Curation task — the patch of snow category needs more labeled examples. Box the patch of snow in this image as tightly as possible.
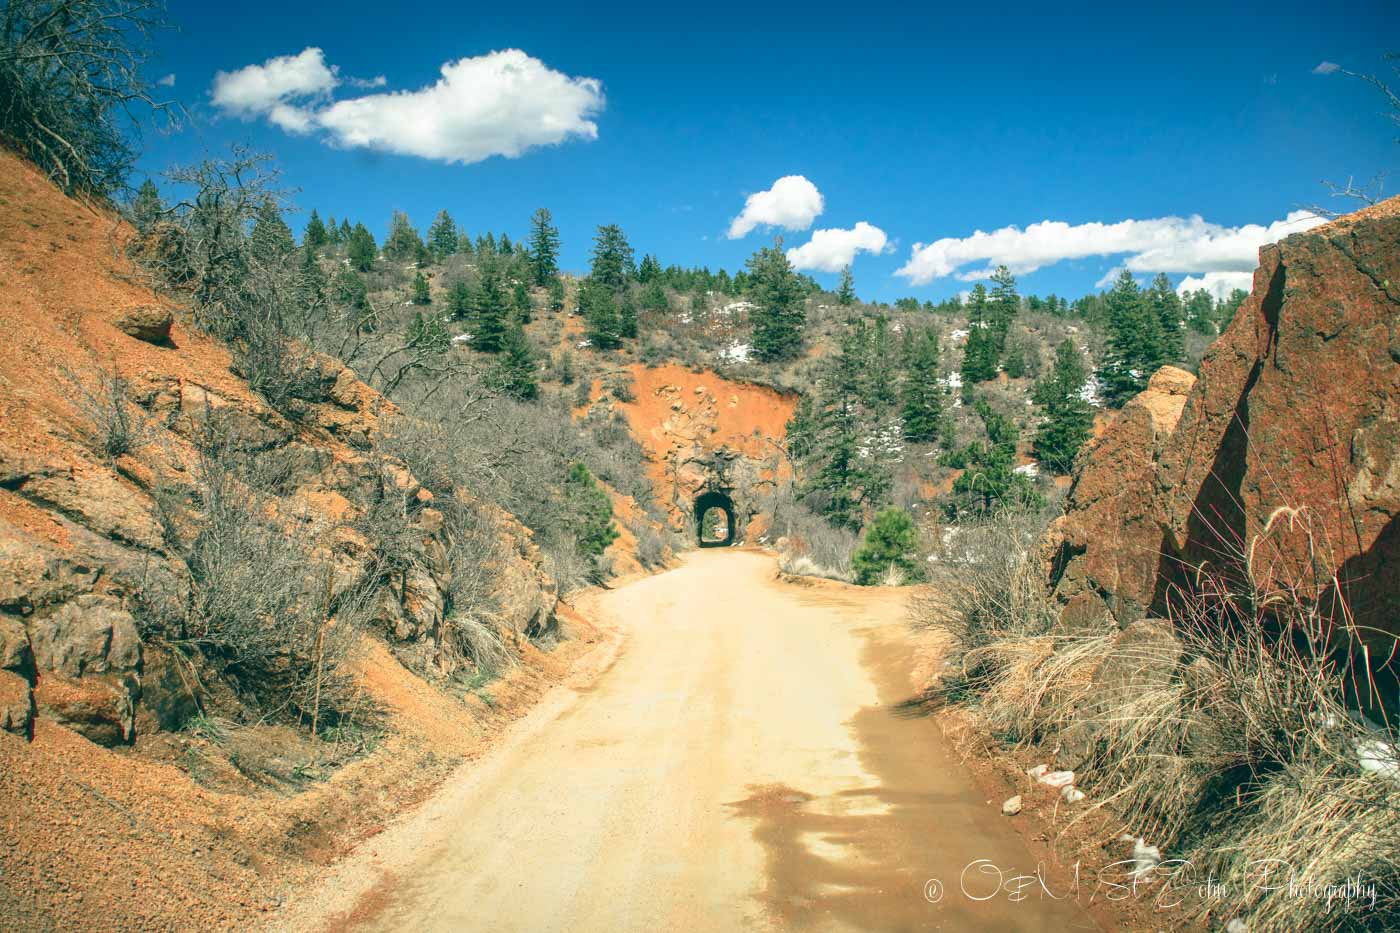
[450,333,473,345]
[950,328,969,343]
[1356,738,1400,783]
[577,339,592,349]
[1038,769,1075,788]
[1014,462,1040,478]
[719,342,752,363]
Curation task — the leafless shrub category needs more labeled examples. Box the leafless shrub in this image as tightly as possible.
[64,363,144,459]
[632,519,669,569]
[138,417,369,729]
[768,483,858,582]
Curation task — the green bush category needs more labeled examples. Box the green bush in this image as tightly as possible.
[852,507,923,585]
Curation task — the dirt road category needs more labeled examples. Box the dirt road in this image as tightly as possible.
[288,550,1096,932]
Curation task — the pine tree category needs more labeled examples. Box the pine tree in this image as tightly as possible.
[590,224,634,291]
[852,507,923,585]
[801,326,881,530]
[250,200,295,263]
[947,402,1041,517]
[988,264,1020,351]
[960,285,999,384]
[131,178,162,233]
[1148,273,1185,363]
[547,276,566,312]
[746,240,806,362]
[901,327,946,443]
[333,269,369,313]
[384,210,422,262]
[411,271,431,305]
[1183,289,1216,335]
[471,261,510,353]
[618,295,638,339]
[303,209,328,251]
[428,210,459,260]
[1101,270,1164,405]
[564,463,619,558]
[348,223,377,272]
[637,254,662,283]
[512,278,532,323]
[325,215,340,245]
[639,279,668,314]
[785,395,818,462]
[498,233,513,255]
[338,219,352,244]
[864,315,897,410]
[1033,340,1093,474]
[836,265,856,306]
[446,280,473,320]
[579,278,623,350]
[527,208,561,286]
[297,245,327,308]
[490,321,538,400]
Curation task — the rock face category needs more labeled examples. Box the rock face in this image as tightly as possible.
[0,148,558,746]
[1044,367,1195,628]
[1156,202,1400,646]
[601,363,796,541]
[1045,197,1400,669]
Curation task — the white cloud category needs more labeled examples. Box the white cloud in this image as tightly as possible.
[1176,271,1255,299]
[316,51,603,163]
[210,48,604,164]
[211,47,337,133]
[157,73,176,87]
[727,175,824,239]
[786,221,889,272]
[895,211,1325,286]
[1313,61,1341,75]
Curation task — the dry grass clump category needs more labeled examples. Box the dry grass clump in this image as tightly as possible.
[919,509,1400,930]
[768,484,858,582]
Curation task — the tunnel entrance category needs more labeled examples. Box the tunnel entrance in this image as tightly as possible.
[694,490,736,548]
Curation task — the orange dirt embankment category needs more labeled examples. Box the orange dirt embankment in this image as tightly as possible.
[0,149,619,930]
[591,363,798,535]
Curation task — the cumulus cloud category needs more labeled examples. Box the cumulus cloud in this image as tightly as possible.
[1176,271,1255,299]
[895,211,1325,286]
[211,47,337,133]
[157,73,176,87]
[1313,61,1341,75]
[727,175,824,239]
[210,48,604,164]
[786,222,889,272]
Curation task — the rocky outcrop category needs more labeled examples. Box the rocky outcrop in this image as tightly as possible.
[0,148,557,746]
[1155,201,1400,646]
[602,363,796,540]
[1044,367,1195,628]
[1045,197,1400,665]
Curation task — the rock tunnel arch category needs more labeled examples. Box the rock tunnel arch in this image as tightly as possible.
[694,490,736,548]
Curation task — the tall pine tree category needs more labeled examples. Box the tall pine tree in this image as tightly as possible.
[528,208,561,286]
[747,240,806,362]
[427,210,459,260]
[901,327,947,443]
[1032,339,1093,474]
[836,265,856,306]
[1101,270,1164,405]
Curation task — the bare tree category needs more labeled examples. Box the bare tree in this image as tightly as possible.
[1315,53,1400,213]
[0,0,177,197]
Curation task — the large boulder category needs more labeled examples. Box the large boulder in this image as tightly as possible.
[1154,201,1400,648]
[1043,197,1400,682]
[27,594,142,745]
[1045,366,1195,628]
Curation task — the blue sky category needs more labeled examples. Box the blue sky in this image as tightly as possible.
[137,0,1400,302]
